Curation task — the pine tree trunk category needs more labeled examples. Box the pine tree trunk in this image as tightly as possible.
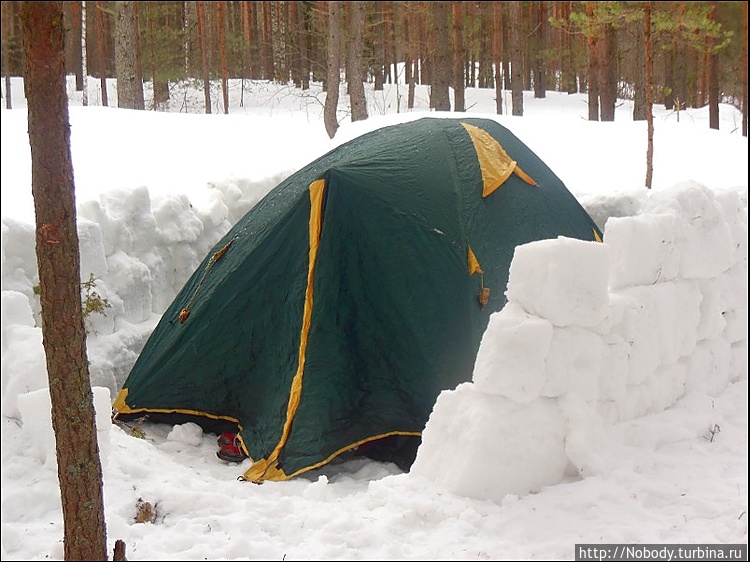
[632,10,647,121]
[348,1,367,122]
[299,2,310,90]
[81,1,89,105]
[373,3,385,91]
[743,0,748,137]
[493,1,503,115]
[1,1,12,109]
[218,1,229,114]
[20,3,108,559]
[707,1,720,130]
[71,1,84,91]
[431,1,451,111]
[452,1,465,112]
[533,1,547,99]
[95,1,108,106]
[197,1,211,113]
[324,1,341,138]
[407,3,418,109]
[115,0,144,109]
[663,48,674,109]
[586,2,599,121]
[599,21,617,121]
[561,1,577,94]
[645,1,654,189]
[509,1,523,116]
[262,2,273,79]
[289,1,301,88]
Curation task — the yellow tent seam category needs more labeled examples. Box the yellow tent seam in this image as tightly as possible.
[243,178,326,484]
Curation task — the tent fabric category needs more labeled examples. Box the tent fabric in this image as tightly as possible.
[112,117,602,482]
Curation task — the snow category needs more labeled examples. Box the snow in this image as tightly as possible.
[1,77,747,560]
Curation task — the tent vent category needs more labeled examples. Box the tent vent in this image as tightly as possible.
[461,122,537,197]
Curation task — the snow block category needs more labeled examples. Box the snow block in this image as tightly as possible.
[505,236,609,328]
[412,383,568,502]
[605,213,682,290]
[472,303,553,402]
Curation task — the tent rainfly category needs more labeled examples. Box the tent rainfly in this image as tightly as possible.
[113,117,603,483]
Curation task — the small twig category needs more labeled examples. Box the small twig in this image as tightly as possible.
[704,423,721,443]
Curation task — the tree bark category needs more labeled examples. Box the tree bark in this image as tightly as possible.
[218,1,229,114]
[493,1,503,115]
[452,2,465,112]
[261,2,273,79]
[743,0,748,137]
[533,1,547,98]
[407,3,418,109]
[663,47,674,109]
[431,1,451,111]
[348,0,367,122]
[69,1,84,91]
[197,1,211,113]
[81,1,89,105]
[114,0,144,109]
[509,1,523,116]
[1,1,13,109]
[645,1,654,189]
[561,1,577,94]
[599,20,617,121]
[373,2,385,91]
[707,1,719,130]
[586,2,599,121]
[95,1,108,106]
[632,8,647,121]
[299,2,310,90]
[20,2,108,560]
[324,1,341,138]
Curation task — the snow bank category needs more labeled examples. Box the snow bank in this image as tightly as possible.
[412,181,748,502]
[1,178,280,403]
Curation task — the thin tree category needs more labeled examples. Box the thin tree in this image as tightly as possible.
[645,0,654,189]
[406,3,419,109]
[68,2,84,92]
[532,1,547,99]
[81,0,89,106]
[373,2,386,91]
[509,1,523,116]
[289,1,301,88]
[20,2,108,559]
[632,7,647,120]
[431,1,451,111]
[114,0,144,109]
[261,2,273,79]
[348,0,367,122]
[95,1,108,106]
[452,1,466,112]
[493,1,503,115]
[586,2,599,120]
[599,19,617,121]
[324,1,341,138]
[743,0,748,137]
[217,1,229,114]
[197,1,211,113]
[707,1,719,130]
[1,1,13,109]
[298,1,310,90]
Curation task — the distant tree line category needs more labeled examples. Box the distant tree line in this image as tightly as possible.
[2,1,748,136]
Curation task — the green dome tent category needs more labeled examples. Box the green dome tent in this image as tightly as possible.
[113,117,602,483]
